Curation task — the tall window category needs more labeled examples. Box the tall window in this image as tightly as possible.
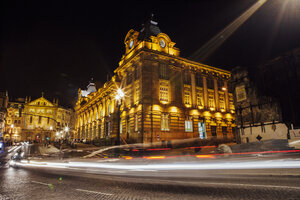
[196,91,204,107]
[211,126,217,137]
[196,73,203,87]
[159,64,169,79]
[218,80,224,91]
[108,103,111,114]
[38,116,42,124]
[184,90,191,105]
[207,78,214,89]
[208,94,215,108]
[135,83,140,103]
[229,94,235,110]
[185,117,193,132]
[127,72,132,85]
[134,66,140,80]
[159,81,169,103]
[134,114,138,132]
[183,70,191,84]
[47,117,50,124]
[219,95,225,110]
[30,116,33,123]
[161,113,170,131]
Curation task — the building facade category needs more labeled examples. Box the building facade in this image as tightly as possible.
[0,91,8,140]
[231,66,288,143]
[231,47,300,143]
[75,19,236,144]
[5,98,25,142]
[4,94,74,142]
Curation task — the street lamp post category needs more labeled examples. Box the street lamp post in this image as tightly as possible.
[115,88,124,146]
[10,124,14,145]
[64,126,69,142]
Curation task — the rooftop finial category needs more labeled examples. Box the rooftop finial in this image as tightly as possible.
[42,92,44,97]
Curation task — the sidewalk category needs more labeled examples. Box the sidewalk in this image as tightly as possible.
[61,143,101,152]
[38,145,60,156]
[288,139,300,149]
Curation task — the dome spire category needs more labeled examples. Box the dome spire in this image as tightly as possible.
[138,13,161,41]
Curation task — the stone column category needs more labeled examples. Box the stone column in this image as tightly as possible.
[214,79,219,110]
[203,77,208,109]
[224,81,229,111]
[191,72,196,107]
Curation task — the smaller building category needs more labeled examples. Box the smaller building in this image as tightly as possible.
[4,93,74,142]
[5,98,25,142]
[231,66,288,143]
[0,91,8,140]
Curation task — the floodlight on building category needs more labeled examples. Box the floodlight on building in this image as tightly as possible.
[222,87,227,91]
[64,127,69,132]
[56,132,59,136]
[50,126,53,130]
[11,124,14,128]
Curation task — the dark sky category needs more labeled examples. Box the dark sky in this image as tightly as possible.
[1,0,300,107]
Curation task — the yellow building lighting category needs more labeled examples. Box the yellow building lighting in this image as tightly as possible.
[74,17,236,143]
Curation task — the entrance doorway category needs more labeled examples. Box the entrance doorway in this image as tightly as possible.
[198,122,206,139]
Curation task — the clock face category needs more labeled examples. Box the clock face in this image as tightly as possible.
[159,39,166,48]
[129,40,133,49]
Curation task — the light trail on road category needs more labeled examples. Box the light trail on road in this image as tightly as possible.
[12,158,300,173]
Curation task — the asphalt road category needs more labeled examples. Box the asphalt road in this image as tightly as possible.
[2,144,300,200]
[1,163,300,200]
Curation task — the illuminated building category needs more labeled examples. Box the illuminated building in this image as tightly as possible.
[4,93,74,142]
[0,91,8,139]
[75,18,235,144]
[4,98,24,142]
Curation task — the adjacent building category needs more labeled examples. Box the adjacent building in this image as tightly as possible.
[0,91,8,140]
[5,98,25,142]
[232,47,300,143]
[231,66,288,143]
[75,18,236,145]
[4,93,74,142]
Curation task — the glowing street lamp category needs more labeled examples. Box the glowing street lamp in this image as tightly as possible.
[115,88,124,147]
[117,88,125,98]
[64,127,69,132]
[9,124,15,144]
[50,126,53,130]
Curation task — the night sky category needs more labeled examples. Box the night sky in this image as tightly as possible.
[1,0,300,107]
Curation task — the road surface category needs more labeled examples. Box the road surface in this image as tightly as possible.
[1,143,300,200]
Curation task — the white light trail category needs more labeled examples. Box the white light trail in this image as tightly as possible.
[14,159,300,171]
